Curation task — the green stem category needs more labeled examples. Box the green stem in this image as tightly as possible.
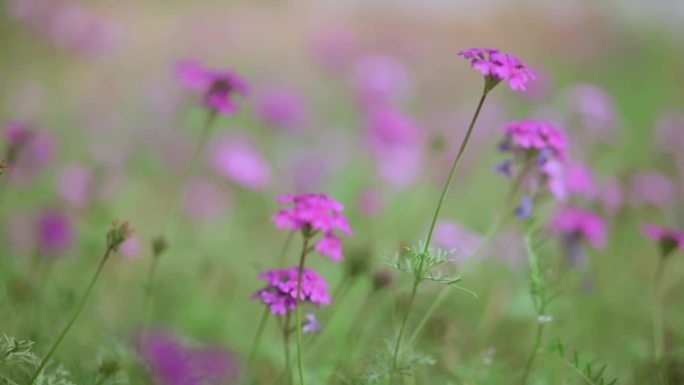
[294,235,310,385]
[144,255,160,320]
[247,307,271,373]
[390,89,489,376]
[653,256,667,362]
[284,312,292,385]
[520,321,545,385]
[29,246,113,384]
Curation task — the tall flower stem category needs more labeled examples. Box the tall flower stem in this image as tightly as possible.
[390,88,490,374]
[145,110,217,317]
[520,320,546,385]
[652,256,667,362]
[283,312,293,385]
[247,307,271,374]
[29,246,113,384]
[294,234,311,385]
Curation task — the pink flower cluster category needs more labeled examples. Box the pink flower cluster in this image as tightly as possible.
[252,267,331,315]
[550,207,607,249]
[176,60,248,115]
[501,120,567,161]
[458,48,535,91]
[272,194,352,261]
[641,223,684,254]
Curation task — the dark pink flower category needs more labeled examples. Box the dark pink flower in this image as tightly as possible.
[272,193,351,261]
[458,48,535,91]
[209,136,271,191]
[252,267,330,315]
[37,209,74,256]
[641,223,684,256]
[501,120,567,160]
[254,87,308,130]
[550,207,607,249]
[176,60,247,115]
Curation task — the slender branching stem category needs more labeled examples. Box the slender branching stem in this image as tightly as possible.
[29,246,113,384]
[294,234,311,385]
[390,88,490,376]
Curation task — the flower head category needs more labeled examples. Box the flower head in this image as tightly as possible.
[272,193,352,261]
[458,48,535,91]
[37,209,74,256]
[175,60,247,115]
[255,87,308,130]
[641,223,684,257]
[500,120,567,161]
[209,136,271,191]
[302,313,322,334]
[550,207,607,249]
[251,267,331,315]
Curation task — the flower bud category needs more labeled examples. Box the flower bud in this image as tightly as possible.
[151,235,168,258]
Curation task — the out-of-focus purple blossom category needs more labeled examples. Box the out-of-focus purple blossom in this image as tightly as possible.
[254,87,308,131]
[58,164,93,208]
[550,206,607,249]
[515,196,533,219]
[119,236,141,260]
[136,330,239,385]
[183,178,228,222]
[458,48,535,91]
[432,220,483,264]
[209,136,271,191]
[565,162,597,200]
[176,60,248,115]
[364,105,424,188]
[629,171,675,208]
[37,209,74,257]
[310,26,358,72]
[641,223,684,256]
[351,54,411,105]
[356,188,383,218]
[494,160,513,178]
[302,313,322,334]
[500,120,567,161]
[599,179,624,215]
[565,84,618,138]
[272,193,351,261]
[252,267,331,315]
[542,160,568,201]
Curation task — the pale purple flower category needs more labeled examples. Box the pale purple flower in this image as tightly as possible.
[209,136,271,191]
[458,48,535,91]
[550,207,607,249]
[566,84,617,136]
[432,220,483,264]
[641,223,684,256]
[515,196,533,219]
[542,160,568,201]
[182,178,228,221]
[252,267,331,315]
[272,193,351,261]
[599,179,624,215]
[136,330,239,385]
[565,162,597,200]
[176,60,247,115]
[37,209,74,256]
[119,236,141,260]
[58,164,93,208]
[302,313,322,334]
[255,87,308,130]
[629,171,675,208]
[351,54,411,105]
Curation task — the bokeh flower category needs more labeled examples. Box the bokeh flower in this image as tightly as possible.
[254,87,308,130]
[272,193,351,261]
[58,164,93,209]
[458,48,535,91]
[209,136,271,191]
[302,313,322,334]
[118,236,141,260]
[182,178,229,221]
[629,171,675,209]
[565,84,617,139]
[565,162,597,200]
[351,54,411,105]
[3,121,56,184]
[251,267,331,314]
[176,60,247,115]
[432,220,483,264]
[550,206,607,249]
[641,223,684,257]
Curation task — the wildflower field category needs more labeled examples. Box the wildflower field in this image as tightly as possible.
[1,1,684,384]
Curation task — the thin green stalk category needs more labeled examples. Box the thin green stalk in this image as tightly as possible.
[390,89,489,375]
[284,311,292,385]
[294,235,311,385]
[247,307,271,373]
[520,321,545,385]
[29,246,113,384]
[144,255,160,320]
[653,256,666,362]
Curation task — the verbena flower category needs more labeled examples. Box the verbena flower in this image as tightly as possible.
[209,136,271,191]
[458,48,535,91]
[641,223,684,257]
[136,330,239,385]
[302,313,322,334]
[272,193,352,261]
[254,87,308,130]
[564,162,597,200]
[251,267,330,315]
[550,207,607,249]
[37,209,74,257]
[175,60,247,115]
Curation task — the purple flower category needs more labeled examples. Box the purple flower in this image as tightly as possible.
[641,223,684,257]
[252,267,331,315]
[302,313,322,334]
[494,160,513,177]
[566,84,617,136]
[565,162,597,199]
[209,136,271,191]
[255,87,308,130]
[599,179,624,215]
[550,207,607,249]
[515,196,533,219]
[136,330,239,385]
[629,171,675,209]
[500,120,567,161]
[458,48,535,91]
[58,164,93,208]
[118,236,141,260]
[272,193,352,261]
[37,209,74,257]
[351,54,411,105]
[175,60,247,115]
[432,220,483,264]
